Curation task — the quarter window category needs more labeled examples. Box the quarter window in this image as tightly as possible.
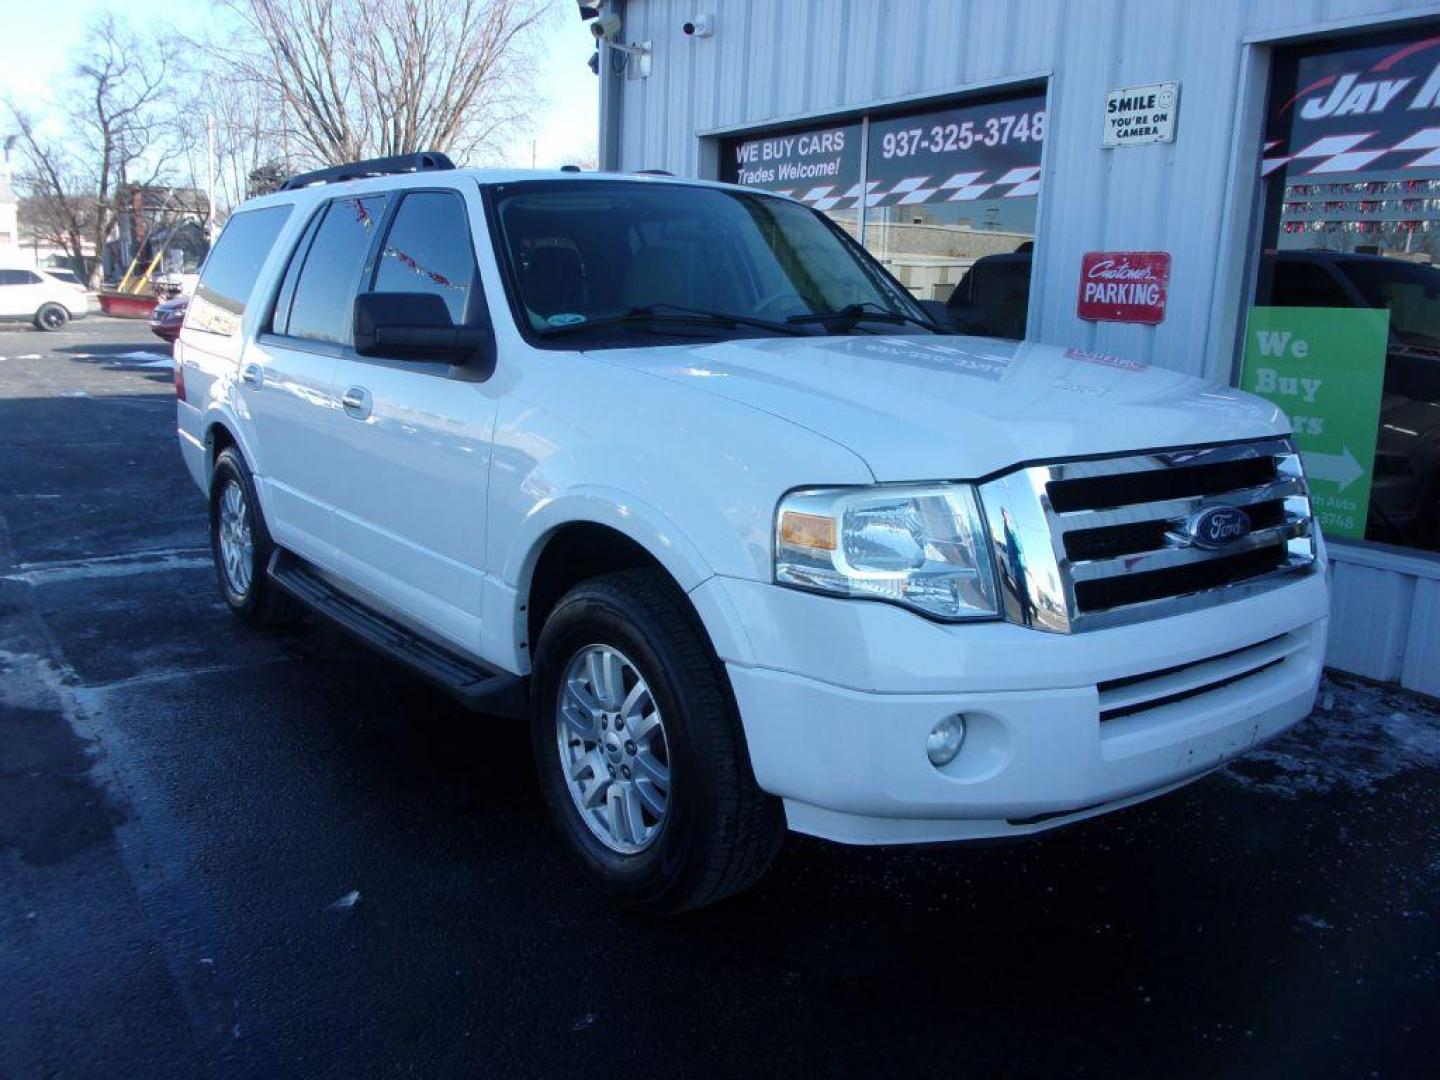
[285,195,390,343]
[372,191,481,325]
[190,204,293,336]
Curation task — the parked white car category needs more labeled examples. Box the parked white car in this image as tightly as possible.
[0,266,89,330]
[175,156,1329,912]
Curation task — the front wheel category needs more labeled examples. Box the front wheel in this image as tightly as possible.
[34,303,69,331]
[530,570,784,913]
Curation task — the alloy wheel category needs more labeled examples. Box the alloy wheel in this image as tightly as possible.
[217,479,254,597]
[555,643,671,854]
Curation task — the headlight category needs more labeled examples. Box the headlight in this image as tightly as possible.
[775,484,999,620]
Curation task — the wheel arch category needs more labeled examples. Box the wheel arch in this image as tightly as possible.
[522,522,671,654]
[506,490,750,674]
[202,414,262,494]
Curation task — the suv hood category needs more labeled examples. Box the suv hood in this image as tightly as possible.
[597,335,1287,480]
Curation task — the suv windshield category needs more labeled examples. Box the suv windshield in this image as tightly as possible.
[490,179,936,344]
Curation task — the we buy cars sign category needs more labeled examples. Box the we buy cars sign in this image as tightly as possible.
[1077,251,1171,324]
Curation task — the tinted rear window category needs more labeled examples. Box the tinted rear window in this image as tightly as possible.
[190,205,293,336]
[286,195,390,343]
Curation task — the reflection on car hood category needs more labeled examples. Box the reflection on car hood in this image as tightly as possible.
[595,334,1289,480]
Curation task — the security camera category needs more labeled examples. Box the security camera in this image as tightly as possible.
[681,13,714,38]
[590,13,622,41]
[575,1,602,20]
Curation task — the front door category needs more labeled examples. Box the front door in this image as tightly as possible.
[326,188,499,654]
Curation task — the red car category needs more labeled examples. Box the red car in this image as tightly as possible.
[149,294,189,343]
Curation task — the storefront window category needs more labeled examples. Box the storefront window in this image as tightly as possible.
[864,93,1043,331]
[719,121,863,237]
[719,88,1045,339]
[1245,29,1440,554]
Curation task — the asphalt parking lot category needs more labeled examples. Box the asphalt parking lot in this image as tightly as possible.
[1,317,1438,1078]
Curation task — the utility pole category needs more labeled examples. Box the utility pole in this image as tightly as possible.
[206,113,217,242]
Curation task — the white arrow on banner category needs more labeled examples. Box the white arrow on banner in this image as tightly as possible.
[1302,446,1365,492]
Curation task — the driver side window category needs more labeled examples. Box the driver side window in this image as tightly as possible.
[372,191,484,326]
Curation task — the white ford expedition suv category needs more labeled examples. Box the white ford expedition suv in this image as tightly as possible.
[175,154,1329,912]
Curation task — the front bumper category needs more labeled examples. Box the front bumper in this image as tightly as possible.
[692,565,1328,845]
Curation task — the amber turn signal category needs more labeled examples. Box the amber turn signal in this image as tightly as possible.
[779,511,837,551]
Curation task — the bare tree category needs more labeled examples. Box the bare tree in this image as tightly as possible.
[171,72,293,218]
[6,121,100,280]
[213,0,550,166]
[5,13,180,286]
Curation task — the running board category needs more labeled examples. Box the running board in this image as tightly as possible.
[267,550,527,718]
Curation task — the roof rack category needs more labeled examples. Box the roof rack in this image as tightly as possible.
[280,152,456,192]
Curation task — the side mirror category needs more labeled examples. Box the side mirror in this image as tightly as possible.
[353,291,496,377]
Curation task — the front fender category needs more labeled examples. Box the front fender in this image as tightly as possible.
[479,349,874,673]
[484,489,764,676]
[502,486,715,595]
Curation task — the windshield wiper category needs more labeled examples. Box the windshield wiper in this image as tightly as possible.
[539,303,809,338]
[785,301,946,333]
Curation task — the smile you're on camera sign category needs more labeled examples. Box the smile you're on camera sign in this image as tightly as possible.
[1103,81,1179,147]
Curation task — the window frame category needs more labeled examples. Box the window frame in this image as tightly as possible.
[365,188,487,331]
[260,184,486,380]
[187,202,296,339]
[262,191,394,353]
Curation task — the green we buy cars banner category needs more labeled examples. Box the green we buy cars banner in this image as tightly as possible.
[1239,307,1389,540]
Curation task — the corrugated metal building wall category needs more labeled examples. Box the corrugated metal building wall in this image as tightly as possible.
[599,0,1440,694]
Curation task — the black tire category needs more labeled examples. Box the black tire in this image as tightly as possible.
[209,447,301,627]
[529,569,784,914]
[34,303,69,331]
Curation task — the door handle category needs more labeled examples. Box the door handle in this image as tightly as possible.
[341,386,372,420]
[240,362,263,388]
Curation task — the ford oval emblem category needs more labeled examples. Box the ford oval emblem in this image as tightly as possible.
[1186,504,1252,550]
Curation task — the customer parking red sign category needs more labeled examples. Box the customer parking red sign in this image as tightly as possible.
[1077,251,1171,323]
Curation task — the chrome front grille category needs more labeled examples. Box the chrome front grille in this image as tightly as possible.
[976,437,1317,633]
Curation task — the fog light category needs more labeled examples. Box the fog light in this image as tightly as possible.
[926,715,966,767]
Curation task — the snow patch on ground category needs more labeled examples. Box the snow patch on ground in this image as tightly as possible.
[1224,674,1440,798]
[108,351,173,368]
[2,547,211,585]
[326,890,360,912]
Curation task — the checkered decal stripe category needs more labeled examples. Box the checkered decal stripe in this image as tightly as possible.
[776,166,1042,209]
[1263,127,1440,176]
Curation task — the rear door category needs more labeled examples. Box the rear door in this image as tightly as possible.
[250,193,392,565]
[325,186,499,653]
